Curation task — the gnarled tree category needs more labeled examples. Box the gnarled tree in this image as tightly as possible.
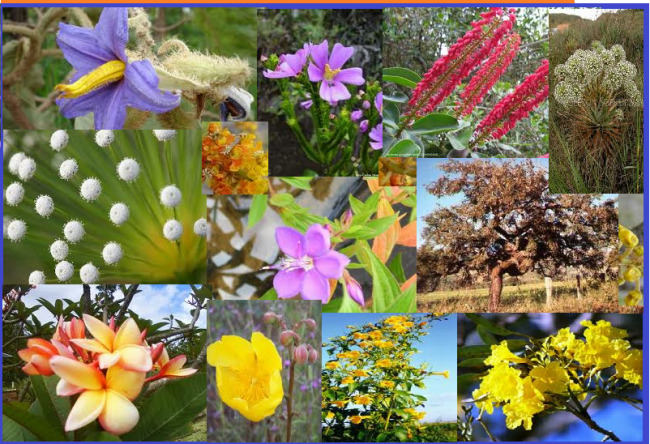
[418,159,617,311]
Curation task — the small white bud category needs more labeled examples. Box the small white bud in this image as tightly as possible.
[7,219,26,242]
[153,130,177,141]
[18,157,36,181]
[55,261,74,282]
[163,219,183,241]
[63,220,85,243]
[80,262,99,284]
[29,270,46,285]
[194,218,208,237]
[8,152,26,175]
[109,202,130,226]
[102,242,124,265]
[50,239,69,261]
[80,178,102,202]
[95,130,115,147]
[50,130,69,151]
[160,185,182,208]
[117,158,140,182]
[59,159,79,180]
[35,195,54,217]
[5,182,24,206]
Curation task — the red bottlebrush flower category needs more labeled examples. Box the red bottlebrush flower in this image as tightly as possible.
[408,8,516,117]
[456,33,521,117]
[471,60,549,147]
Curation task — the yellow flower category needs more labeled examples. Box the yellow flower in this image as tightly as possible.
[471,386,494,415]
[368,330,383,339]
[484,341,528,366]
[530,361,569,395]
[575,321,631,369]
[354,395,372,405]
[351,369,369,377]
[353,332,369,340]
[379,380,395,388]
[385,315,408,324]
[349,415,368,424]
[549,327,577,353]
[502,376,545,430]
[337,350,361,360]
[374,340,394,348]
[325,411,335,420]
[341,376,355,385]
[359,341,374,349]
[481,362,522,402]
[325,361,341,370]
[615,348,643,388]
[207,332,283,422]
[331,400,348,408]
[376,359,393,368]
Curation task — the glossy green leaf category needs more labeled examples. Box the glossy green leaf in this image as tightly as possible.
[29,375,70,432]
[410,113,459,135]
[457,358,488,368]
[383,102,400,128]
[477,326,497,346]
[447,127,473,151]
[383,67,421,89]
[384,284,416,313]
[384,92,409,103]
[359,243,401,312]
[84,432,121,441]
[2,402,68,441]
[247,194,267,228]
[280,176,312,190]
[385,139,421,157]
[457,345,492,359]
[457,373,482,385]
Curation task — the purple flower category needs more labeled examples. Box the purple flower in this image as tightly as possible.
[362,100,371,110]
[346,278,365,306]
[55,8,180,129]
[307,40,364,103]
[301,99,313,109]
[273,224,350,303]
[369,124,383,150]
[359,119,369,133]
[350,109,363,121]
[375,91,383,114]
[263,43,310,79]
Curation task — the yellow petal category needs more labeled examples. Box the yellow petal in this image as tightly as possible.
[65,390,106,431]
[106,365,146,401]
[114,318,143,348]
[98,389,139,435]
[98,352,121,369]
[71,339,111,354]
[251,332,281,374]
[207,335,254,369]
[117,344,152,372]
[83,314,116,351]
[50,356,104,390]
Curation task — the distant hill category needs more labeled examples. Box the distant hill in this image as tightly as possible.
[549,13,588,29]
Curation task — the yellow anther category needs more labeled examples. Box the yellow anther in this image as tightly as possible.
[323,63,341,81]
[55,60,126,99]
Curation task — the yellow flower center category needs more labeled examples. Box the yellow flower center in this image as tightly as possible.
[324,63,341,81]
[55,60,126,99]
[232,367,271,406]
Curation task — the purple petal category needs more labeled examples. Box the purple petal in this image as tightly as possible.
[369,124,383,150]
[123,60,181,113]
[301,269,330,303]
[300,99,313,110]
[93,83,127,129]
[350,110,363,121]
[94,7,128,61]
[309,40,329,69]
[307,63,324,82]
[304,224,330,257]
[320,81,351,102]
[274,269,304,299]
[56,23,113,74]
[285,53,306,75]
[328,43,354,70]
[263,68,292,79]
[346,281,365,306]
[359,120,369,133]
[57,85,112,119]
[375,92,383,112]
[314,251,350,279]
[275,226,305,258]
[334,68,365,86]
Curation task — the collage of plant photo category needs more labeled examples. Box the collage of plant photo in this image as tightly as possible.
[1,5,647,444]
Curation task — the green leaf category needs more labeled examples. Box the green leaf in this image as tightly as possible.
[3,415,29,441]
[410,113,459,135]
[457,358,488,368]
[477,326,497,346]
[464,313,515,336]
[447,127,473,151]
[387,253,406,283]
[385,139,421,157]
[384,92,409,103]
[29,375,70,432]
[247,194,268,228]
[348,194,364,215]
[457,373,481,385]
[383,67,421,89]
[280,176,312,191]
[457,345,492,359]
[506,339,528,351]
[338,280,363,313]
[343,214,398,240]
[359,243,401,312]
[259,288,278,300]
[385,284,416,313]
[269,192,294,207]
[2,402,68,441]
[383,102,400,128]
[121,373,207,441]
[84,432,121,441]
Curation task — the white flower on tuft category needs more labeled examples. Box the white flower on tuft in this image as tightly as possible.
[59,159,79,180]
[80,178,102,201]
[50,130,69,151]
[29,270,46,285]
[7,219,26,242]
[80,263,100,284]
[95,130,115,147]
[3,216,12,238]
[55,261,74,282]
[63,220,85,243]
[194,218,208,237]
[35,195,54,217]
[5,182,24,206]
[153,130,177,141]
[102,242,124,265]
[163,219,183,241]
[8,152,26,175]
[117,158,140,182]
[160,185,182,207]
[18,157,36,181]
[109,203,130,226]
[50,239,69,261]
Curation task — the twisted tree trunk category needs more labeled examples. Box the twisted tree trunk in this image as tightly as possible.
[488,267,504,312]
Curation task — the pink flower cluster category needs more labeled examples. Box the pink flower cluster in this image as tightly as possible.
[408,7,516,116]
[472,60,549,144]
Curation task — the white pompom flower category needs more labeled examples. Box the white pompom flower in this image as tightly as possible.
[18,157,36,181]
[59,159,79,180]
[29,270,46,285]
[50,130,69,151]
[102,242,124,265]
[55,261,74,282]
[80,262,100,284]
[35,195,54,217]
[7,219,26,242]
[117,158,140,182]
[153,130,177,141]
[194,218,208,237]
[50,239,69,261]
[109,203,130,226]
[160,185,182,208]
[63,220,85,243]
[3,216,12,238]
[95,130,115,147]
[163,219,183,241]
[5,182,24,206]
[80,178,102,202]
[8,152,26,175]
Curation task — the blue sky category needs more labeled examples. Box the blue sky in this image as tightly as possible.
[322,313,457,423]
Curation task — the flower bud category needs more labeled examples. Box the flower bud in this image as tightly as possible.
[350,110,363,121]
[308,347,319,364]
[280,330,299,346]
[362,100,371,109]
[623,266,642,282]
[345,278,365,307]
[294,344,309,364]
[359,120,369,133]
[342,209,353,229]
[303,318,317,331]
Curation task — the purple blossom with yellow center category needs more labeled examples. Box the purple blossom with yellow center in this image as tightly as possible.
[307,40,364,103]
[273,224,350,303]
[263,43,310,79]
[369,124,383,150]
[55,8,180,129]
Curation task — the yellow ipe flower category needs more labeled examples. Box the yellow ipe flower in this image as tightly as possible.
[376,359,393,368]
[625,290,642,306]
[502,376,545,430]
[615,348,643,388]
[379,380,395,388]
[385,315,408,324]
[207,332,283,422]
[325,361,341,370]
[574,320,630,370]
[354,395,372,405]
[484,341,529,366]
[529,361,569,395]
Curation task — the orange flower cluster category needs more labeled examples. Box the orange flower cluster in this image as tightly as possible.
[202,122,268,195]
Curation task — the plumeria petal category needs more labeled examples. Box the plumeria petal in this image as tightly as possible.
[328,43,354,70]
[314,250,350,279]
[304,224,331,257]
[301,269,331,302]
[105,365,146,401]
[65,390,106,432]
[93,7,128,62]
[117,344,153,372]
[29,354,54,376]
[98,389,140,436]
[82,314,116,351]
[56,23,113,74]
[334,67,365,85]
[275,226,305,258]
[50,356,105,390]
[71,338,111,354]
[98,352,121,369]
[114,318,143,349]
[56,378,84,397]
[273,269,304,299]
[310,40,329,69]
[22,363,39,375]
[123,60,181,113]
[26,338,58,356]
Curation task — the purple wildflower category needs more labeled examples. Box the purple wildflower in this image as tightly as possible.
[301,99,313,110]
[273,224,350,303]
[375,91,383,114]
[345,278,365,306]
[307,40,364,103]
[369,124,383,150]
[263,43,310,79]
[359,119,369,133]
[55,8,180,129]
[350,109,363,121]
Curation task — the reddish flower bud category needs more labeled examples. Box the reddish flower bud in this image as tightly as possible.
[280,330,300,346]
[303,318,317,331]
[308,347,319,364]
[263,311,277,324]
[294,344,309,364]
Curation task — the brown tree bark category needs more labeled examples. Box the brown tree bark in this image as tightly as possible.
[488,267,504,312]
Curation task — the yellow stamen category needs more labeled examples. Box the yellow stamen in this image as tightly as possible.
[55,60,126,99]
[324,63,341,81]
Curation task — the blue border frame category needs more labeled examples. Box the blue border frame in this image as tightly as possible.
[0,3,647,443]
